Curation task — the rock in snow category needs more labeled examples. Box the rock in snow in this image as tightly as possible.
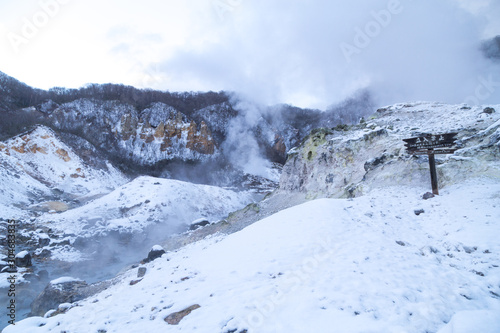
[14,251,32,267]
[143,245,166,263]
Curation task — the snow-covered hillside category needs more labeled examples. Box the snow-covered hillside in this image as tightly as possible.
[32,176,254,262]
[0,126,127,198]
[280,103,500,198]
[0,126,127,219]
[37,176,254,237]
[5,180,500,333]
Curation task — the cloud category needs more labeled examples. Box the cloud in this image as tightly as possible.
[1,0,498,108]
[158,0,499,108]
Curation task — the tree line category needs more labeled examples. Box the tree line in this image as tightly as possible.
[0,71,229,115]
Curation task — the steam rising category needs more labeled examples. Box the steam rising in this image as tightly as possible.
[220,98,273,178]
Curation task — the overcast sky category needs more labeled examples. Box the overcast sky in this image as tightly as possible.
[0,0,499,109]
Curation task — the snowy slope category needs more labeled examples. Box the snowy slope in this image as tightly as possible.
[0,151,50,219]
[0,126,127,198]
[35,176,254,238]
[280,103,500,198]
[6,180,500,333]
[0,126,127,221]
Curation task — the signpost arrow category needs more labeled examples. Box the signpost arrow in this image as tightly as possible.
[403,133,457,150]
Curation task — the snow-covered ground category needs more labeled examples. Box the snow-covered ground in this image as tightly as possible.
[0,126,127,199]
[0,125,128,222]
[5,179,499,333]
[36,175,254,238]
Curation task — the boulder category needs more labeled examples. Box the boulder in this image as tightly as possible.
[38,234,51,246]
[422,192,435,200]
[30,277,88,317]
[15,251,32,267]
[189,218,210,231]
[414,209,425,216]
[137,267,147,278]
[164,304,201,325]
[143,245,165,263]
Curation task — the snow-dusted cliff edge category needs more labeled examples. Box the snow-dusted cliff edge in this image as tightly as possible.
[279,102,500,199]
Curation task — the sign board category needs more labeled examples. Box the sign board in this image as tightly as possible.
[403,133,457,151]
[409,148,458,156]
[403,132,459,195]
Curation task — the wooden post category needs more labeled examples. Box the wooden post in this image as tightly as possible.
[428,150,439,195]
[404,132,459,195]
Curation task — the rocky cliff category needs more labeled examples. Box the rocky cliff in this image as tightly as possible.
[279,102,500,199]
[47,100,217,164]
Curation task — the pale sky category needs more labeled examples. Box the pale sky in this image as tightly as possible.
[1,0,499,109]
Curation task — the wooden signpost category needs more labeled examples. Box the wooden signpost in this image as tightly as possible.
[403,133,458,195]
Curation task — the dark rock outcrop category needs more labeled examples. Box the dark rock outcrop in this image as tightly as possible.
[189,219,210,231]
[30,278,113,317]
[142,245,166,263]
[15,251,32,267]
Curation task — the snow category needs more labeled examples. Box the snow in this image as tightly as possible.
[151,245,164,252]
[49,277,82,285]
[437,307,500,333]
[5,179,499,333]
[191,217,210,224]
[0,126,128,210]
[35,175,254,237]
[14,251,29,259]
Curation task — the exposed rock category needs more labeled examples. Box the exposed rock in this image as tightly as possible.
[364,155,388,172]
[422,192,435,200]
[189,219,210,231]
[0,260,9,272]
[1,266,17,273]
[38,234,51,246]
[143,245,165,263]
[137,267,147,278]
[30,278,88,316]
[129,279,143,285]
[15,251,32,267]
[30,277,113,317]
[272,134,287,158]
[414,209,425,216]
[483,107,495,114]
[55,148,71,162]
[34,248,52,259]
[164,304,201,325]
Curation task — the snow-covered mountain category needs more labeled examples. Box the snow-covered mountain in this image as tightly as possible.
[0,71,374,182]
[3,101,499,332]
[0,126,127,219]
[49,99,218,164]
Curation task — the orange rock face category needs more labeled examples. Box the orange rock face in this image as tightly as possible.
[186,121,215,154]
[273,134,287,157]
[56,148,71,162]
[123,111,216,156]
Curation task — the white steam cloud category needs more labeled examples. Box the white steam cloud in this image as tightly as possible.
[222,98,273,179]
